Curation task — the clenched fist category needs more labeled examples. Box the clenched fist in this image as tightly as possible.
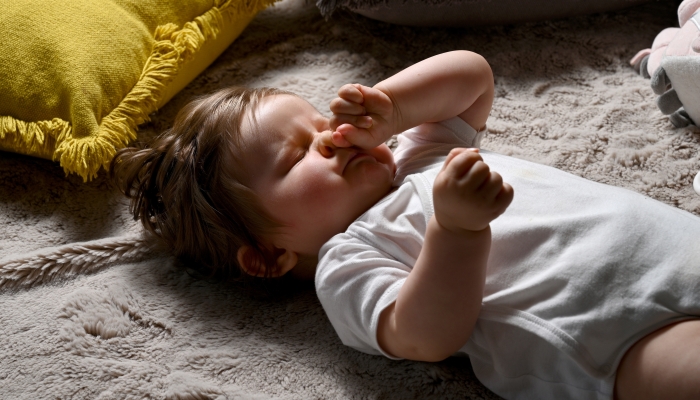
[433,148,514,233]
[329,83,397,149]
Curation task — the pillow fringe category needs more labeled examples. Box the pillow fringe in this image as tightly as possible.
[0,116,65,160]
[2,0,278,182]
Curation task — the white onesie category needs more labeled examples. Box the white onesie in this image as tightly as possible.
[315,117,700,400]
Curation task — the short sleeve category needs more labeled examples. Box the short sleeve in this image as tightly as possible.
[316,232,409,359]
[392,117,484,185]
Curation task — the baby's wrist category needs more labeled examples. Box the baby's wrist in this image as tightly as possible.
[431,215,489,238]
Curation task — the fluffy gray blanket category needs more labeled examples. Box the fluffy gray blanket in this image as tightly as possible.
[1,0,697,398]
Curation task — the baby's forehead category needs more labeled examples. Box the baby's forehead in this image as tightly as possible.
[261,94,324,118]
[237,95,312,149]
[250,95,326,132]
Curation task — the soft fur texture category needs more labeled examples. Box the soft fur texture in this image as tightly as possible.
[1,0,698,398]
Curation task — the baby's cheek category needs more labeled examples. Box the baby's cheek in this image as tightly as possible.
[372,144,395,165]
[291,170,355,241]
[293,168,344,207]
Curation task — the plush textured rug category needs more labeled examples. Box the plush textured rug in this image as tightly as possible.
[2,0,698,398]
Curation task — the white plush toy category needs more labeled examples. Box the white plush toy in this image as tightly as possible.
[631,0,700,195]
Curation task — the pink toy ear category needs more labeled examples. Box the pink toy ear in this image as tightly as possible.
[630,49,651,67]
[678,0,700,26]
[630,27,685,78]
[630,49,651,76]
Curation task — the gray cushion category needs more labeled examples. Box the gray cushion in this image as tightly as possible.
[317,0,655,26]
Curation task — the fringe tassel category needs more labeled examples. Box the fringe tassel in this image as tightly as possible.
[0,233,164,290]
[0,116,66,160]
[2,0,278,182]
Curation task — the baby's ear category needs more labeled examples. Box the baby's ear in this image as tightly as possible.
[237,245,298,278]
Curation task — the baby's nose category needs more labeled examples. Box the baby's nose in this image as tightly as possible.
[317,130,337,158]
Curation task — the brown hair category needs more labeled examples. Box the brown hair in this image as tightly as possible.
[110,86,295,280]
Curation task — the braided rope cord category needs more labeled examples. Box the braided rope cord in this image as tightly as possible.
[0,233,164,290]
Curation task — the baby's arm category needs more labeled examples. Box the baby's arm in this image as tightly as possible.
[329,50,494,149]
[377,148,513,362]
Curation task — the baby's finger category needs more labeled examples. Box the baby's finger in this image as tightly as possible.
[357,85,393,115]
[442,148,479,172]
[442,149,482,178]
[337,84,364,104]
[331,131,353,147]
[330,114,373,132]
[461,160,491,191]
[335,123,378,149]
[330,97,366,116]
[479,172,504,200]
[441,149,461,170]
[494,183,515,211]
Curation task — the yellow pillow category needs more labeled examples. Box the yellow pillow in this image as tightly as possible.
[0,0,276,181]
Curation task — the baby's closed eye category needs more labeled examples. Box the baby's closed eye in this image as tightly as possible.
[293,151,306,168]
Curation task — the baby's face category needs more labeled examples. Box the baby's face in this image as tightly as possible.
[239,94,396,259]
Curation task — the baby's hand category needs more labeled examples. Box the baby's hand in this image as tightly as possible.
[329,83,395,149]
[434,148,514,233]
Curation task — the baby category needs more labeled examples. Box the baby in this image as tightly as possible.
[112,51,700,400]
